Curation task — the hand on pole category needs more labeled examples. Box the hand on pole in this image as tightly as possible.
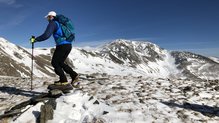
[30,36,36,44]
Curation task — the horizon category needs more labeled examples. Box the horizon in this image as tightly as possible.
[0,0,219,57]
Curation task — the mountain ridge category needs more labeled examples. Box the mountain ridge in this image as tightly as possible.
[0,37,218,80]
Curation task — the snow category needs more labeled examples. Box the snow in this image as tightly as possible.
[48,91,112,123]
[1,75,219,123]
[69,48,147,76]
[12,103,43,123]
[198,92,213,99]
[0,37,219,122]
[0,38,53,77]
[135,50,180,78]
[209,56,219,63]
[187,57,219,80]
[0,38,31,66]
[30,47,52,56]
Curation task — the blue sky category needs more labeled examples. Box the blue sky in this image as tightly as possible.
[0,0,219,57]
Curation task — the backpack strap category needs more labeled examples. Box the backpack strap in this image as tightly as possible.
[53,21,67,42]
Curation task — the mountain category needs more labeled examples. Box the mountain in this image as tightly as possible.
[97,39,180,78]
[209,56,219,63]
[1,38,219,122]
[0,37,55,77]
[171,51,219,80]
[0,37,218,80]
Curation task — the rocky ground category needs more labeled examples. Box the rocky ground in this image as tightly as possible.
[0,74,219,122]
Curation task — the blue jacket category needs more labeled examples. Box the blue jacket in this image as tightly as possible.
[35,20,71,46]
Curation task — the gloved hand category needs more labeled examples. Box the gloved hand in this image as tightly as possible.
[30,36,36,43]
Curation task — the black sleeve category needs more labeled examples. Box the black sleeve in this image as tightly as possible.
[35,21,57,42]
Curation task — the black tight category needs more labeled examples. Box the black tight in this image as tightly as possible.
[51,44,78,82]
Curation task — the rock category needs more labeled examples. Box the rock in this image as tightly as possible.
[49,89,62,97]
[105,95,111,100]
[183,86,192,93]
[139,99,145,104]
[92,117,105,123]
[97,81,105,85]
[47,98,57,110]
[88,96,94,101]
[112,86,125,90]
[40,104,53,123]
[40,98,56,123]
[214,86,219,91]
[43,81,50,85]
[103,111,109,115]
[93,100,100,105]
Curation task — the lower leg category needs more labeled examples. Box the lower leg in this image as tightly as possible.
[62,63,78,80]
[54,66,68,82]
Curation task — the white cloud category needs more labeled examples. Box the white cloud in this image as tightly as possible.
[0,0,15,5]
[0,0,23,8]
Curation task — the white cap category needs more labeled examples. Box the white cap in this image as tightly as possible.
[45,11,57,18]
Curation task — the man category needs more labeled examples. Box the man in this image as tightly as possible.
[31,11,78,85]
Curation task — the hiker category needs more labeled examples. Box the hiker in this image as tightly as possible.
[30,11,78,85]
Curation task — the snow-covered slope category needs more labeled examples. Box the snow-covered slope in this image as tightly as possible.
[98,39,180,78]
[171,51,219,80]
[68,40,180,78]
[68,39,219,79]
[0,37,31,77]
[0,37,218,80]
[209,56,219,63]
[0,37,54,77]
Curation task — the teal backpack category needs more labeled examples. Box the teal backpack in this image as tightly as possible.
[55,14,75,42]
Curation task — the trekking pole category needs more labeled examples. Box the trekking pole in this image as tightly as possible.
[30,36,35,90]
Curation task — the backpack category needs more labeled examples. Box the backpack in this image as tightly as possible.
[55,14,75,42]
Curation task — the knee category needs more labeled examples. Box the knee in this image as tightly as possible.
[60,62,67,67]
[51,60,59,68]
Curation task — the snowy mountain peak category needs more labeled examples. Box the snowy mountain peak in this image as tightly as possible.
[102,39,165,58]
[100,39,167,66]
[105,39,160,51]
[111,39,152,45]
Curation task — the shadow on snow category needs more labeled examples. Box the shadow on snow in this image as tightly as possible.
[161,101,219,117]
[0,86,45,97]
